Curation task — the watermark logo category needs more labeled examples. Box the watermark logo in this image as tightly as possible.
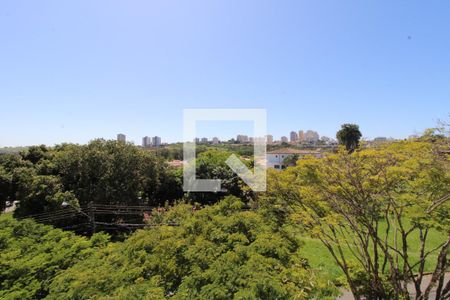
[183,109,267,192]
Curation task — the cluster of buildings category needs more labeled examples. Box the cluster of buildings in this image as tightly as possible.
[142,136,162,148]
[116,134,162,148]
[256,130,332,145]
[195,137,220,145]
[189,130,333,146]
[117,129,334,148]
[288,130,320,143]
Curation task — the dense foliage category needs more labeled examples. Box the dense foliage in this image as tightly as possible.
[0,141,178,218]
[0,197,337,299]
[0,214,109,299]
[0,140,256,222]
[186,149,253,204]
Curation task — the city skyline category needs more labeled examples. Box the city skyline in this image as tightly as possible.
[0,122,434,148]
[114,128,396,147]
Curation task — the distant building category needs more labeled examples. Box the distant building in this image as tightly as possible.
[266,134,273,144]
[194,138,200,144]
[290,131,298,143]
[152,136,161,147]
[237,134,249,143]
[142,136,152,147]
[201,137,208,144]
[298,130,305,142]
[305,130,319,142]
[117,133,126,143]
[212,137,219,144]
[280,136,288,143]
[374,137,387,142]
[267,148,323,170]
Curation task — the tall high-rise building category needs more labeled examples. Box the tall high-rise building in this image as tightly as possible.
[117,133,126,143]
[142,136,151,147]
[305,130,319,142]
[212,137,219,144]
[237,134,249,143]
[298,130,305,142]
[152,136,161,147]
[201,137,208,144]
[281,136,288,143]
[290,131,298,142]
[266,134,273,144]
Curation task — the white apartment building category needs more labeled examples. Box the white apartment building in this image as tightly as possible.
[237,134,249,143]
[152,136,161,147]
[305,130,320,142]
[290,131,298,142]
[298,130,305,142]
[142,136,152,147]
[267,148,322,170]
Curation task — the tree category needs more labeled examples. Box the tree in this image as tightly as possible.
[0,214,109,299]
[283,154,299,167]
[265,140,450,299]
[186,149,249,204]
[4,140,184,226]
[14,175,65,216]
[20,145,50,164]
[46,196,337,299]
[0,166,12,211]
[336,123,362,152]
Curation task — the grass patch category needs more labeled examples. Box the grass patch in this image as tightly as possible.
[298,218,446,282]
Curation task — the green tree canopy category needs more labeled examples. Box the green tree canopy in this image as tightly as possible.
[0,214,109,299]
[3,140,184,221]
[265,140,450,299]
[336,123,362,151]
[46,196,337,299]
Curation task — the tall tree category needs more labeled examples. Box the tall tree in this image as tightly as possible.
[266,141,450,299]
[336,123,362,152]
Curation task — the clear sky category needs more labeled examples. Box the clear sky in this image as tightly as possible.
[1,0,449,146]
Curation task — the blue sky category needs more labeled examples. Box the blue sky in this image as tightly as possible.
[1,0,449,146]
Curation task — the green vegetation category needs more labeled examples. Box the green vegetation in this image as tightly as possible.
[336,123,362,151]
[264,139,450,299]
[0,197,338,299]
[0,140,255,223]
[0,214,109,299]
[298,219,446,282]
[1,127,449,299]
